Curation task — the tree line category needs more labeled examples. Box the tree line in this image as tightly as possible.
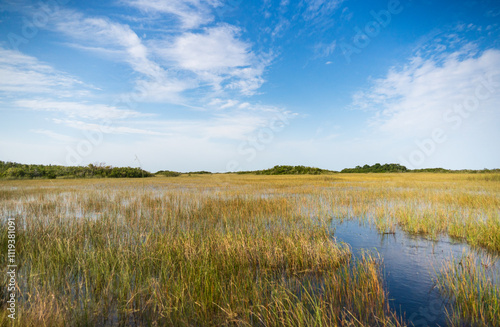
[1,161,498,179]
[237,165,335,175]
[340,163,407,173]
[0,161,152,179]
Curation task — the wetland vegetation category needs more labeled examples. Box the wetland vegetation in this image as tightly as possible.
[0,173,499,326]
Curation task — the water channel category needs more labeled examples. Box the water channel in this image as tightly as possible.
[332,219,499,326]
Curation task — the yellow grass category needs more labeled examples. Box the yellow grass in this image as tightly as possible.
[0,172,498,325]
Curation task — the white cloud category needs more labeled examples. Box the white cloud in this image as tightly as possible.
[46,8,269,99]
[47,9,194,102]
[15,99,146,120]
[134,78,194,103]
[271,18,290,38]
[314,41,336,58]
[208,98,240,109]
[302,0,344,23]
[52,10,162,78]
[154,24,269,95]
[0,47,89,96]
[166,25,250,70]
[123,0,221,29]
[0,3,287,167]
[352,46,500,138]
[280,0,290,7]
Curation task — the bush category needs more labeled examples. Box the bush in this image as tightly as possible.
[156,170,181,177]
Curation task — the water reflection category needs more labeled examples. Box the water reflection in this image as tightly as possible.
[332,219,499,327]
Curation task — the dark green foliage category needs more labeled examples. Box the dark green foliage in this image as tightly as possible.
[341,164,500,173]
[238,165,336,175]
[341,163,408,173]
[0,161,153,179]
[2,160,498,180]
[155,170,181,177]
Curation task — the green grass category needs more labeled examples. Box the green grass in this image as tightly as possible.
[0,173,498,325]
[0,179,404,326]
[437,253,500,326]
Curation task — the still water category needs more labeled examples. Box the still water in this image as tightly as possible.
[332,219,497,327]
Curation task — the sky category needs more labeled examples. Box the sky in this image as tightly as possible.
[0,0,499,172]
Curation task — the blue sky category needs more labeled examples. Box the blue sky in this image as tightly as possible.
[1,0,499,172]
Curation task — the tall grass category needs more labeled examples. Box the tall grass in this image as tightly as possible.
[437,253,499,326]
[0,178,403,326]
[0,172,498,325]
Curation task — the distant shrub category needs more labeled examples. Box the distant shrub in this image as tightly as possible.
[0,161,153,179]
[341,163,408,173]
[156,170,181,177]
[187,171,212,174]
[239,165,336,175]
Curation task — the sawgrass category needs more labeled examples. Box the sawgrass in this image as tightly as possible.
[437,253,499,326]
[0,177,403,326]
[0,172,498,325]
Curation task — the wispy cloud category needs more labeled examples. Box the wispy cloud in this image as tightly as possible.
[301,0,344,25]
[352,44,500,138]
[46,8,193,102]
[0,47,90,96]
[123,0,221,29]
[49,103,294,141]
[314,40,336,58]
[1,1,292,170]
[51,11,159,77]
[42,6,271,100]
[485,9,500,17]
[15,99,147,120]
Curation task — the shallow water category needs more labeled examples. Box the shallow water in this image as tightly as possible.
[332,219,499,327]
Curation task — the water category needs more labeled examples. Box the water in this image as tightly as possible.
[332,219,497,327]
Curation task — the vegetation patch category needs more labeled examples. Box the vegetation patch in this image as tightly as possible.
[155,170,181,177]
[237,165,337,175]
[437,253,500,326]
[0,173,498,325]
[0,161,152,179]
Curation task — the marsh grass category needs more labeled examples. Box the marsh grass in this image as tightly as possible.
[0,173,498,325]
[0,178,403,326]
[437,253,500,326]
[468,173,500,182]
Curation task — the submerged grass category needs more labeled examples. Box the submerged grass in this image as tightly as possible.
[0,173,498,325]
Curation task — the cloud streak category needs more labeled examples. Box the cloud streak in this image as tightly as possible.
[15,99,147,120]
[352,45,500,138]
[0,47,89,96]
[123,0,221,29]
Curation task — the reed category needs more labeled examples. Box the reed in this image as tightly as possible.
[0,177,403,326]
[0,172,498,325]
[436,253,499,326]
